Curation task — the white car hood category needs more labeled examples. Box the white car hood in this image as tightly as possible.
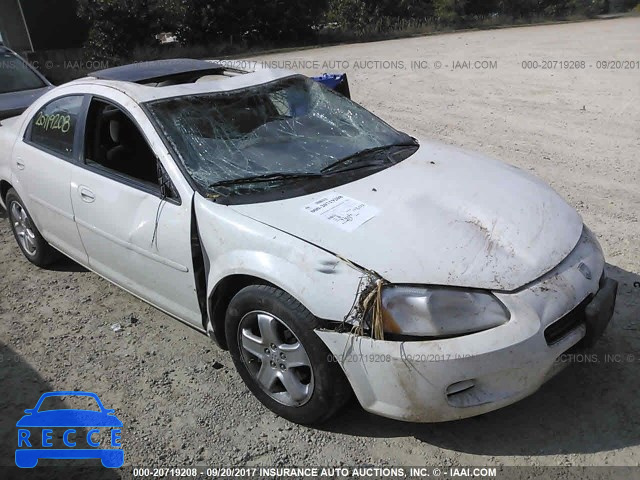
[230,141,583,291]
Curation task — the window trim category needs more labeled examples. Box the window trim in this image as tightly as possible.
[78,94,182,206]
[140,102,203,197]
[23,94,89,163]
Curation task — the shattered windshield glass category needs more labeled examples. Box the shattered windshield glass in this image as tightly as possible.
[145,76,415,194]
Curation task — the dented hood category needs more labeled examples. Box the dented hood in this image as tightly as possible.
[230,141,583,291]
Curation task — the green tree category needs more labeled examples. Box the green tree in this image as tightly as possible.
[326,0,433,34]
[177,0,327,46]
[434,0,467,24]
[77,0,165,60]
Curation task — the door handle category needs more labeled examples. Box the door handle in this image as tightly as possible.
[79,187,95,203]
[16,159,25,170]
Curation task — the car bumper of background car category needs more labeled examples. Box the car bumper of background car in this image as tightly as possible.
[316,227,617,423]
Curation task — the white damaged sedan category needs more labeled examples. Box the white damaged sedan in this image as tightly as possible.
[0,59,617,424]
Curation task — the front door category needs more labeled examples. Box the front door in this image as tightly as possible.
[70,96,202,326]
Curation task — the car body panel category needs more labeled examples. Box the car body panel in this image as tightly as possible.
[194,192,364,322]
[0,116,23,210]
[12,109,89,263]
[316,227,606,421]
[71,166,202,325]
[230,140,584,291]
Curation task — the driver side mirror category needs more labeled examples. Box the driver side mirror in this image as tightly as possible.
[156,159,178,200]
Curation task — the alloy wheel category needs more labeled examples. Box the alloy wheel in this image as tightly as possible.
[10,201,37,256]
[238,310,314,406]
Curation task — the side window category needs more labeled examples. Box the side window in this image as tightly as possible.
[84,98,177,199]
[28,96,84,157]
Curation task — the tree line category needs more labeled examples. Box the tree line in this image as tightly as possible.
[76,0,634,60]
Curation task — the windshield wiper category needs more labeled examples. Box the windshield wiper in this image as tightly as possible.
[209,172,322,189]
[320,142,418,174]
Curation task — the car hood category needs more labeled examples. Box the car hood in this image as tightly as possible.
[0,86,53,119]
[230,140,583,291]
[16,410,123,427]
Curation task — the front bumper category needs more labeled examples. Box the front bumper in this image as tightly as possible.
[317,228,617,422]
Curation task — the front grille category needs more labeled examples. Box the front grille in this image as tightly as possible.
[544,297,590,345]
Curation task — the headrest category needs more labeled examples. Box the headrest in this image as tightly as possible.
[109,120,120,143]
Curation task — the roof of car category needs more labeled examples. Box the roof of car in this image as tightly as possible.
[90,58,225,83]
[69,64,300,104]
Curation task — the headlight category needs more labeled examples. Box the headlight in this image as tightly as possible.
[381,286,510,337]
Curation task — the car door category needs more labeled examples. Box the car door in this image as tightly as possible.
[69,94,202,327]
[11,94,89,264]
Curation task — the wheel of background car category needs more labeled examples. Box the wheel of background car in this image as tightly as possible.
[225,285,352,424]
[6,188,61,266]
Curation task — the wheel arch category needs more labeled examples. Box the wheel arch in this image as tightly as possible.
[207,274,276,349]
[0,179,12,208]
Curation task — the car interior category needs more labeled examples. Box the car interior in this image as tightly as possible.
[84,99,160,187]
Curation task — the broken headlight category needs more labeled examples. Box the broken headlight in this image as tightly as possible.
[381,286,510,337]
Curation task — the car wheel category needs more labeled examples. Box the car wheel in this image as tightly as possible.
[225,285,352,424]
[6,188,61,266]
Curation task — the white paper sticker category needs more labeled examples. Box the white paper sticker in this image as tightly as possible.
[302,192,379,232]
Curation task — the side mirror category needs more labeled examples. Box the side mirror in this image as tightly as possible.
[24,409,34,415]
[156,160,177,200]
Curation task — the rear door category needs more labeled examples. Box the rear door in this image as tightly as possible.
[11,94,89,263]
[70,94,202,326]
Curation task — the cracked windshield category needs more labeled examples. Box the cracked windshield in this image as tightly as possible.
[146,76,416,195]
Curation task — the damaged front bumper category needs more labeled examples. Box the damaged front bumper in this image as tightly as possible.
[316,227,617,422]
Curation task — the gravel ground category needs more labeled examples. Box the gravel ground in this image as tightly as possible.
[1,17,639,478]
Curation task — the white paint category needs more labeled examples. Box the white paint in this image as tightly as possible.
[302,192,378,232]
[233,141,584,291]
[0,70,611,423]
[315,227,604,422]
[194,193,364,322]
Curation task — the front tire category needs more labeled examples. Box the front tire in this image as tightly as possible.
[6,188,61,266]
[225,285,351,424]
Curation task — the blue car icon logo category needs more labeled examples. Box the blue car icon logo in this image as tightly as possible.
[15,391,123,468]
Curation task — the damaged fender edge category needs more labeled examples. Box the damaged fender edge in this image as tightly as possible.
[192,196,378,346]
[225,209,390,336]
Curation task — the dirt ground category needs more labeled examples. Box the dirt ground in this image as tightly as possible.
[1,17,639,476]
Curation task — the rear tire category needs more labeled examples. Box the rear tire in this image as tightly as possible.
[6,188,61,267]
[225,285,351,424]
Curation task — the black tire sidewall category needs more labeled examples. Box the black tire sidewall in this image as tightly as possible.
[225,285,351,425]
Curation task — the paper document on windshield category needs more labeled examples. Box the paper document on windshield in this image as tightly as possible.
[302,192,379,232]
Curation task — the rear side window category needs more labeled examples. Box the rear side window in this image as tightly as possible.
[28,96,84,157]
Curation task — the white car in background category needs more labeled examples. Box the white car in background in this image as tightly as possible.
[0,59,617,424]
